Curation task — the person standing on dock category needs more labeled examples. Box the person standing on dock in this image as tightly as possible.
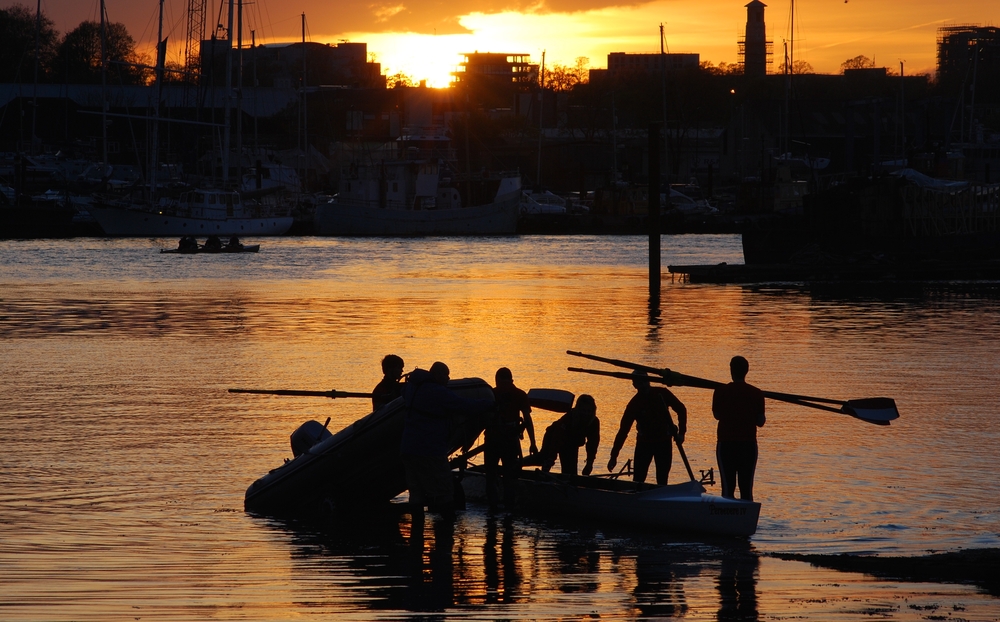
[485,367,537,511]
[400,362,493,520]
[372,354,405,411]
[522,394,600,476]
[607,370,688,484]
[712,356,766,501]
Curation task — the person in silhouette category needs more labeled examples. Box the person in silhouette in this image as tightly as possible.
[522,394,599,476]
[178,236,198,252]
[485,367,537,511]
[712,356,766,501]
[226,235,243,251]
[400,361,493,520]
[607,370,687,484]
[372,354,405,411]
[204,235,222,251]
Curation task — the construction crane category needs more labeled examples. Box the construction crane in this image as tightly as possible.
[184,0,207,72]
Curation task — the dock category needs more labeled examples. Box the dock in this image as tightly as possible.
[668,261,1000,284]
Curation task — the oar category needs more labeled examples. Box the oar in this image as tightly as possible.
[566,354,900,425]
[228,388,373,399]
[675,438,697,481]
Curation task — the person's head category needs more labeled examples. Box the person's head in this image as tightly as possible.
[631,369,651,391]
[730,356,749,382]
[429,361,450,385]
[495,367,513,387]
[574,394,597,419]
[381,354,404,379]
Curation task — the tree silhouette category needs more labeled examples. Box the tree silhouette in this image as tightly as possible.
[0,3,59,83]
[53,21,149,85]
[840,54,875,72]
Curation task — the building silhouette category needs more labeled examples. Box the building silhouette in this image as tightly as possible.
[738,0,772,78]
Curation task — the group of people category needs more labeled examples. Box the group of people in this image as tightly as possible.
[371,353,766,519]
[175,235,243,252]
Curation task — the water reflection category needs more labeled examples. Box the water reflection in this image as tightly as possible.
[716,545,759,621]
[265,509,767,619]
[483,514,521,604]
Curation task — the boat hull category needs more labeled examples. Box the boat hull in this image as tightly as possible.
[160,244,261,254]
[461,468,760,537]
[88,205,293,237]
[244,378,494,517]
[313,190,521,236]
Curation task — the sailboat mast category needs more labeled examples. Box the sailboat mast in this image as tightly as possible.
[31,0,40,152]
[660,23,668,188]
[537,50,544,185]
[222,0,234,186]
[150,0,165,197]
[301,12,308,189]
[236,0,243,186]
[101,0,107,167]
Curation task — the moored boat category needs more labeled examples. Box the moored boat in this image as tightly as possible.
[89,188,293,237]
[243,377,493,516]
[315,131,522,236]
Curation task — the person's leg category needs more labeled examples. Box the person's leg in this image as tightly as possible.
[651,439,673,485]
[500,440,521,508]
[484,440,501,508]
[735,442,759,501]
[558,447,579,476]
[716,441,737,498]
[633,439,653,483]
[426,456,456,519]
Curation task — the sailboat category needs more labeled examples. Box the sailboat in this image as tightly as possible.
[314,129,521,236]
[87,0,293,237]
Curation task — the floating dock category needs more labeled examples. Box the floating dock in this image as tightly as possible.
[668,261,1000,284]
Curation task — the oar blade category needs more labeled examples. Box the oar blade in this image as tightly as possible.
[842,398,900,425]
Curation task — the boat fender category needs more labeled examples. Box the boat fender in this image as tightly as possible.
[289,420,334,457]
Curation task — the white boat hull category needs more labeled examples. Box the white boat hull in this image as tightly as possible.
[461,468,760,537]
[88,205,293,237]
[313,190,521,236]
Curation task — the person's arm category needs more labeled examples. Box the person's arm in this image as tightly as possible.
[584,417,600,476]
[711,387,724,421]
[675,401,687,444]
[521,401,538,454]
[607,409,635,471]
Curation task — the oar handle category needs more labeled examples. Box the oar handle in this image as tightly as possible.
[674,437,697,482]
[228,388,373,399]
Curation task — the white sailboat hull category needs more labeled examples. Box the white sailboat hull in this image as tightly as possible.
[88,205,293,237]
[313,189,521,236]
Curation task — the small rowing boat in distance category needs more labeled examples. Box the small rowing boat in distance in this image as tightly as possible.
[160,244,260,254]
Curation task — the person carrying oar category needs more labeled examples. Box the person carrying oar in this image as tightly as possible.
[607,370,688,485]
[712,356,766,502]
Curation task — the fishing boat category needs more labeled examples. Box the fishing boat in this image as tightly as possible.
[243,378,493,516]
[89,188,293,237]
[459,467,761,537]
[314,131,522,236]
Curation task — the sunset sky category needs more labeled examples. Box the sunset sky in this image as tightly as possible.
[8,0,998,87]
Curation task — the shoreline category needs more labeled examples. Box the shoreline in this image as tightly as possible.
[771,548,1000,596]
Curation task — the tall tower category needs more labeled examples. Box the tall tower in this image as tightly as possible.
[184,0,207,73]
[738,0,772,78]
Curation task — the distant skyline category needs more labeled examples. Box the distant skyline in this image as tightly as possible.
[5,0,997,87]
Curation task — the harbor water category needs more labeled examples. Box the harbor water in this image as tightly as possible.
[2,235,999,620]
